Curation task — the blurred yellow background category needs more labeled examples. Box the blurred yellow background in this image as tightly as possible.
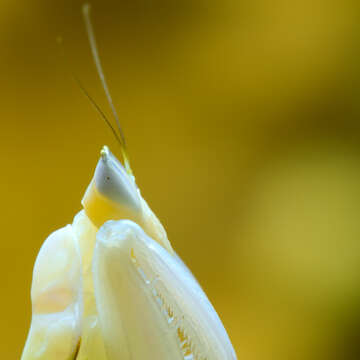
[2,0,360,358]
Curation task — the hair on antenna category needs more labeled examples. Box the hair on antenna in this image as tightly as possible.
[82,3,132,175]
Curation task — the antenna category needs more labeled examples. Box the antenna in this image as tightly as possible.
[57,36,125,160]
[82,3,132,175]
[74,74,125,148]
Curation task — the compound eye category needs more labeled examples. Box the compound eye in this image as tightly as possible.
[95,146,141,211]
[82,146,142,228]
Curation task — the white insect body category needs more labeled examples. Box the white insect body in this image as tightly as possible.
[21,5,237,360]
[22,147,237,360]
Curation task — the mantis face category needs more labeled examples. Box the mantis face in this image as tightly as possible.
[82,146,173,255]
[21,147,237,360]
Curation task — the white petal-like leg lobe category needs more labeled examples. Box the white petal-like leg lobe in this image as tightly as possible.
[21,225,82,360]
[93,220,237,360]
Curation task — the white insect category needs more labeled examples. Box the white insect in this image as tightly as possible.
[21,4,237,360]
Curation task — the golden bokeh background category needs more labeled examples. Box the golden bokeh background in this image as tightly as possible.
[2,0,360,358]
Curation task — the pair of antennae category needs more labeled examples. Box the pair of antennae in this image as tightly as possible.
[75,4,132,175]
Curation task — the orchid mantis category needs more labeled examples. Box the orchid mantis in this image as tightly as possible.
[21,5,237,360]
